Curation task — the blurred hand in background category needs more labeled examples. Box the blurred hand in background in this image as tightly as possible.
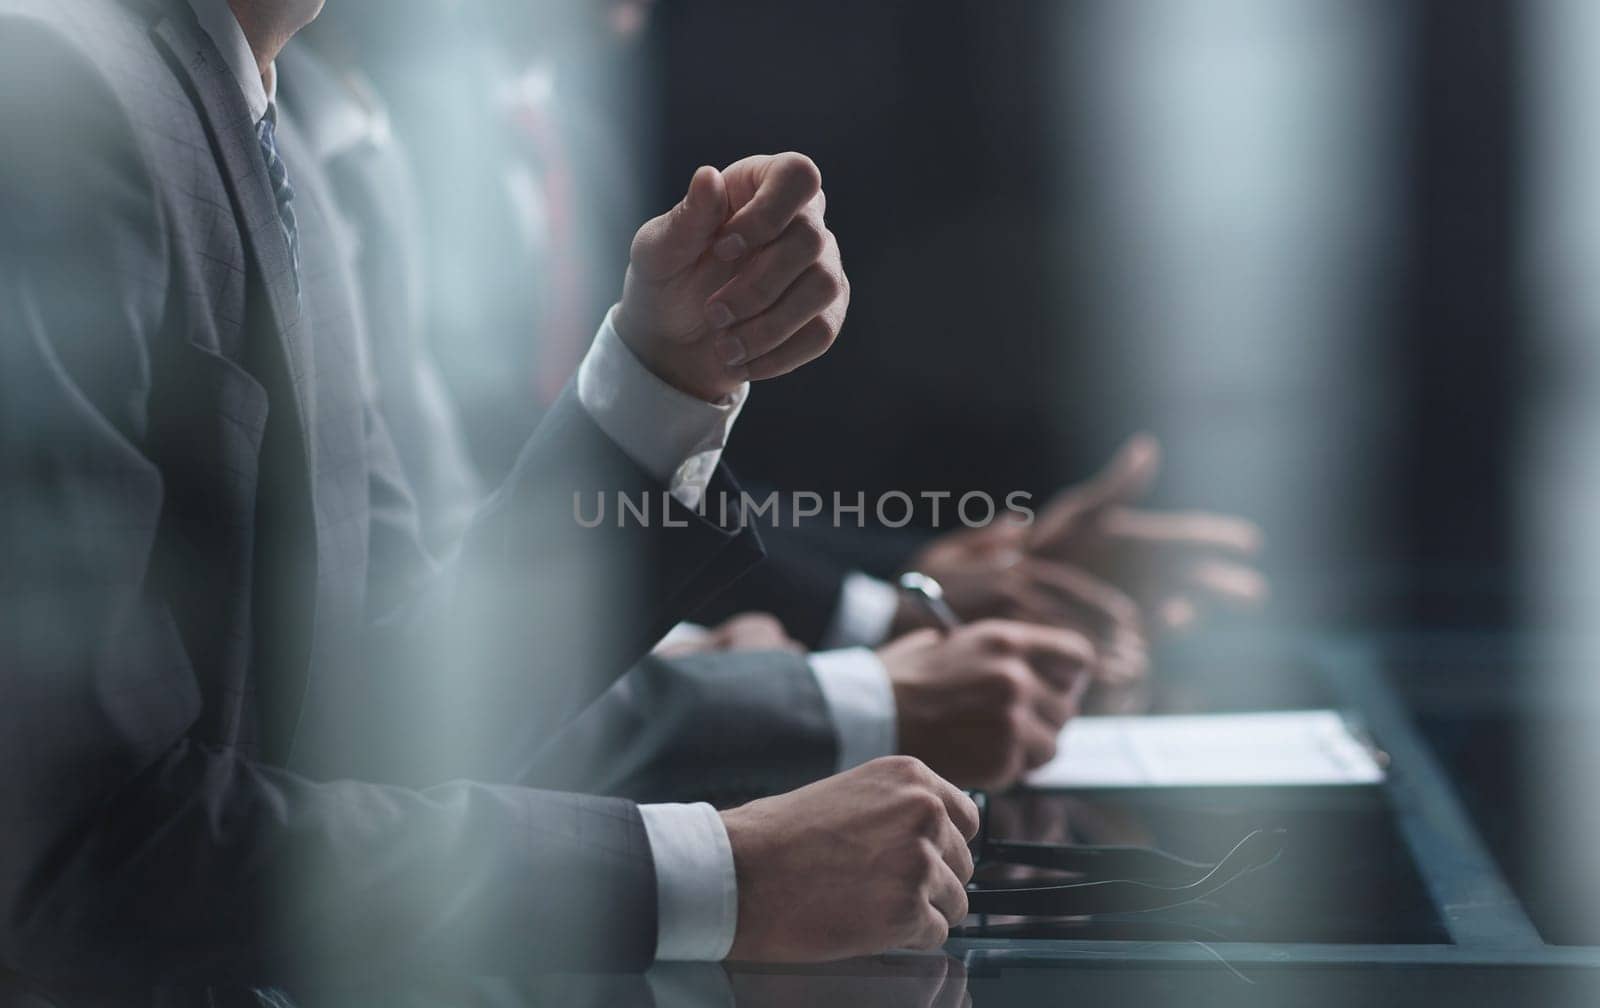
[895,434,1266,687]
[1028,434,1267,632]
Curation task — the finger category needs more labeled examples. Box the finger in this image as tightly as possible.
[714,262,845,370]
[706,213,828,327]
[906,906,954,950]
[1074,434,1162,514]
[721,612,804,652]
[998,623,1097,690]
[927,861,970,927]
[959,517,1029,557]
[926,775,982,842]
[1027,435,1161,552]
[716,152,824,259]
[1018,714,1061,770]
[936,816,976,883]
[628,165,728,280]
[740,315,840,382]
[1158,595,1199,632]
[1025,561,1142,638]
[1186,559,1270,608]
[1097,630,1150,684]
[1032,687,1079,730]
[1102,508,1263,556]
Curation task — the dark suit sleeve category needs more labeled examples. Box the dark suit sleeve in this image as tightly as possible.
[316,368,765,787]
[688,524,852,648]
[0,19,657,986]
[689,496,924,650]
[517,650,839,806]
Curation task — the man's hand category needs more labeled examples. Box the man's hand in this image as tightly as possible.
[879,622,1093,791]
[615,153,848,402]
[722,757,979,962]
[1027,435,1267,631]
[895,523,1148,684]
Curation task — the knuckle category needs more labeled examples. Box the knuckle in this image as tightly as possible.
[746,612,784,633]
[1005,705,1033,743]
[810,313,842,345]
[984,663,1030,705]
[908,790,947,831]
[1060,627,1095,657]
[876,754,926,783]
[802,318,837,356]
[920,916,951,948]
[950,886,971,922]
[811,265,846,304]
[954,843,977,882]
[902,895,933,934]
[978,621,1022,655]
[956,793,982,842]
[794,218,828,259]
[781,151,824,192]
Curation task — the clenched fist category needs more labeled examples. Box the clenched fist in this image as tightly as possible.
[722,757,980,962]
[615,153,848,402]
[880,621,1094,791]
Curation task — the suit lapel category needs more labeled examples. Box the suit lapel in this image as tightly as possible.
[149,10,317,448]
[150,8,326,761]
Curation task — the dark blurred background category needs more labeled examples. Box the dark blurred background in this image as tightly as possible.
[323,0,1600,945]
[640,0,1600,939]
[643,0,1599,639]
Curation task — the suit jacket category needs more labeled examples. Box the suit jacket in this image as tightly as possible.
[275,41,842,808]
[517,649,837,807]
[0,0,762,990]
[687,493,928,648]
[295,14,908,651]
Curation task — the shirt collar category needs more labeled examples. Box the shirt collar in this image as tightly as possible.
[186,0,276,125]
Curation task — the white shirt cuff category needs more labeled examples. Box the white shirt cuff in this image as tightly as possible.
[639,802,738,962]
[809,648,898,772]
[576,306,749,511]
[821,572,902,649]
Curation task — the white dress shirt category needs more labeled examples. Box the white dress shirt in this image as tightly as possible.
[184,1,755,963]
[824,571,903,649]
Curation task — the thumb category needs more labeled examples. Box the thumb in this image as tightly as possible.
[629,165,729,280]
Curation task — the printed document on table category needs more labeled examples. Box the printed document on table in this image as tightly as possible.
[1026,710,1386,788]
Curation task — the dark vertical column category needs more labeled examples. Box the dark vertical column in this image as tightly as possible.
[1397,0,1523,628]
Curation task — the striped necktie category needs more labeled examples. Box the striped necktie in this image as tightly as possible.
[255,104,301,293]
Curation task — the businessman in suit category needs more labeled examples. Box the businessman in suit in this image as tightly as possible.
[319,0,1267,661]
[269,13,1266,812]
[271,38,1103,810]
[0,0,986,993]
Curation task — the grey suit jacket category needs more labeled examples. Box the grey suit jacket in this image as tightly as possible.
[0,0,763,990]
[275,41,842,808]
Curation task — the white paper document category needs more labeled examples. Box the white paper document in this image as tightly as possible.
[1026,710,1386,789]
